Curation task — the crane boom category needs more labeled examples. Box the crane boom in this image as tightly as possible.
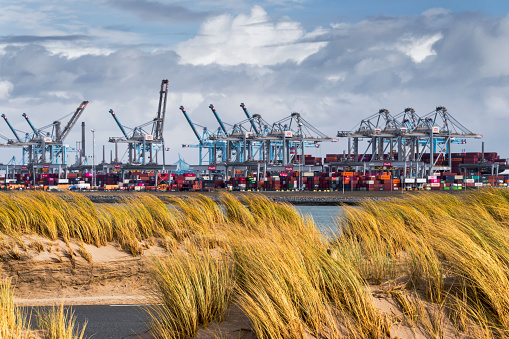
[1,114,21,142]
[57,101,88,142]
[179,106,203,145]
[153,80,169,140]
[209,104,228,136]
[109,109,130,139]
[240,103,259,135]
[22,113,40,137]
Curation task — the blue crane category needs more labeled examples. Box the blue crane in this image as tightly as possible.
[108,109,130,139]
[1,114,21,142]
[22,113,41,138]
[209,104,228,136]
[240,103,259,135]
[179,106,204,145]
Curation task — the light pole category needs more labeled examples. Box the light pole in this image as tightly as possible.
[91,129,95,188]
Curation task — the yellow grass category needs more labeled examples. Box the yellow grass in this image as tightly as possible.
[3,189,509,337]
[0,278,32,338]
[36,303,87,339]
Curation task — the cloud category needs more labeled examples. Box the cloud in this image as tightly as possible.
[396,33,442,62]
[107,0,210,23]
[1,7,509,164]
[0,35,90,44]
[0,80,13,100]
[175,5,328,66]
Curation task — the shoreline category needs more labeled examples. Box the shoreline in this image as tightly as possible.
[78,189,461,205]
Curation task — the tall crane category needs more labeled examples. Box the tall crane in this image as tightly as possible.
[109,109,129,139]
[106,80,169,166]
[1,114,21,142]
[209,104,228,136]
[240,103,259,135]
[152,80,168,141]
[55,101,88,142]
[180,106,203,145]
[22,113,41,138]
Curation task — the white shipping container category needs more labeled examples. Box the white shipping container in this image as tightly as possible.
[303,172,314,177]
[75,183,90,189]
[464,179,475,184]
[184,177,195,181]
[366,180,375,184]
[428,176,437,180]
[431,183,440,187]
[124,179,130,184]
[475,182,483,187]
[58,179,69,184]
[416,178,426,183]
[454,175,464,180]
[404,178,416,183]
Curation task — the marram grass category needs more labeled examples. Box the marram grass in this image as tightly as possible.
[3,190,509,337]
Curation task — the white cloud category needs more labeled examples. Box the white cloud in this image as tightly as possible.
[0,80,13,100]
[175,5,328,66]
[397,33,442,63]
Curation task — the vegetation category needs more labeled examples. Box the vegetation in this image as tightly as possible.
[3,189,509,337]
[0,278,86,338]
[36,304,87,339]
[0,278,32,338]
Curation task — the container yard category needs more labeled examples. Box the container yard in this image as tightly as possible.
[0,80,507,192]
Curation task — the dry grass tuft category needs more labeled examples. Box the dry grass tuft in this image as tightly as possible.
[36,303,88,339]
[0,278,32,338]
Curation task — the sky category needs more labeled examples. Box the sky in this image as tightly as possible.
[0,0,508,165]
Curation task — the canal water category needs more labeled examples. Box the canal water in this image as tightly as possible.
[296,205,344,236]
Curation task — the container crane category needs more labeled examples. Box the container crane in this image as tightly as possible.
[180,106,227,165]
[240,103,259,135]
[109,109,129,140]
[209,104,228,137]
[107,80,169,166]
[1,114,21,143]
[55,101,88,142]
[22,113,42,139]
[152,80,169,141]
[180,106,204,146]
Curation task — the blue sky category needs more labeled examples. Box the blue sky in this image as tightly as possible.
[0,0,508,164]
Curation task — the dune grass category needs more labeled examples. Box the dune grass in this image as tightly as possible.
[334,189,509,336]
[3,189,509,337]
[0,278,32,338]
[36,304,87,339]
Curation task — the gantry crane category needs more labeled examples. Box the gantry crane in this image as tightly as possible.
[336,106,482,178]
[108,80,168,166]
[180,105,226,165]
[1,114,22,143]
[17,101,88,165]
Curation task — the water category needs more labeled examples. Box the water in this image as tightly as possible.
[295,205,344,236]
